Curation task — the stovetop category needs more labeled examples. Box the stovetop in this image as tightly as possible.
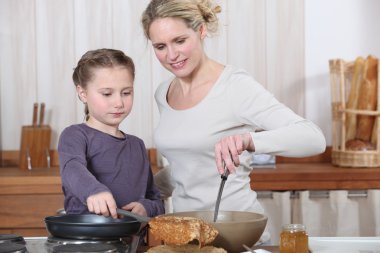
[26,237,128,253]
[0,234,143,253]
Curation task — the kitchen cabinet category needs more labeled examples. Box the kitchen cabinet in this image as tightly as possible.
[0,167,63,236]
[0,148,160,237]
[3,148,380,240]
[251,161,380,244]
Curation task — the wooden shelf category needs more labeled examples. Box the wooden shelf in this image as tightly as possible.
[250,162,380,191]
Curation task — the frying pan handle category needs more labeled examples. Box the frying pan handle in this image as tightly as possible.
[116,208,151,223]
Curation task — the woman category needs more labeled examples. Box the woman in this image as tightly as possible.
[141,0,325,222]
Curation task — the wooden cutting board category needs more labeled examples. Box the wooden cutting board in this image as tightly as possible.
[19,103,52,170]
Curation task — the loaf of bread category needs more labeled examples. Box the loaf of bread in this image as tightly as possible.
[345,57,364,141]
[147,245,227,253]
[370,56,379,144]
[148,216,218,247]
[355,55,378,142]
[371,119,378,144]
[345,139,376,151]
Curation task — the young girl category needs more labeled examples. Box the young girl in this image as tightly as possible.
[58,48,164,219]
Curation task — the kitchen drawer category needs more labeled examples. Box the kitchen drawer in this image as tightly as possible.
[0,194,64,230]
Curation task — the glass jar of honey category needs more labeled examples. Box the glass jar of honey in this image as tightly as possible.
[279,224,308,253]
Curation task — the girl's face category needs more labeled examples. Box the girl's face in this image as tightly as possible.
[149,17,206,79]
[76,66,134,131]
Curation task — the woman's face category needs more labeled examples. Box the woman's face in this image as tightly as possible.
[148,17,206,79]
[76,66,134,131]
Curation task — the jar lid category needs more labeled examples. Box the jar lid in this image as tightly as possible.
[282,224,306,231]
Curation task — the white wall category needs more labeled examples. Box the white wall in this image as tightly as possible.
[0,0,306,150]
[305,0,380,144]
[1,0,379,151]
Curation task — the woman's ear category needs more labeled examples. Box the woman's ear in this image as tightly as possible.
[76,85,87,103]
[199,24,207,39]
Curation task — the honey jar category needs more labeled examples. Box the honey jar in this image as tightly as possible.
[279,224,308,253]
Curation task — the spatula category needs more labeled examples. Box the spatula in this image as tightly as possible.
[116,208,151,223]
[213,164,230,222]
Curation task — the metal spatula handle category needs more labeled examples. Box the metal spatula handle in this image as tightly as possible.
[221,164,230,179]
[213,164,229,222]
[116,208,151,223]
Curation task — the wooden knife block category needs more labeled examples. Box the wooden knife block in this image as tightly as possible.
[19,125,52,170]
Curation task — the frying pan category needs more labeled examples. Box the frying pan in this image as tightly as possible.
[45,214,147,240]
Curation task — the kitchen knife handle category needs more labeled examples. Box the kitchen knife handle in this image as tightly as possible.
[32,103,38,126]
[39,102,45,126]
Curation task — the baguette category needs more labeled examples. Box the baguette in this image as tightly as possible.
[355,55,378,141]
[345,139,375,151]
[345,57,364,141]
[371,118,378,144]
[370,56,379,144]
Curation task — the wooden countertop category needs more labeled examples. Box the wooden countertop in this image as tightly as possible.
[250,162,380,191]
[2,147,380,192]
[0,167,62,194]
[2,162,380,193]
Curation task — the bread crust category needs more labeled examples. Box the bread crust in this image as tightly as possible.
[148,216,218,247]
[147,244,227,253]
[346,57,364,141]
[356,55,378,141]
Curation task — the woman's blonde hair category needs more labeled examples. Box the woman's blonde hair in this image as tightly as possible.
[141,0,221,39]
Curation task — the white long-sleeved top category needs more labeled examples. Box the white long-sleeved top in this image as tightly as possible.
[154,65,326,213]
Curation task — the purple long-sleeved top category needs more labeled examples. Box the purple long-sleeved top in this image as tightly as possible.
[58,123,164,217]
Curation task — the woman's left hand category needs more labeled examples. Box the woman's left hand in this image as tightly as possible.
[121,202,147,217]
[214,132,255,174]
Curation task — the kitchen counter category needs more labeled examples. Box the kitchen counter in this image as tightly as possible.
[4,147,380,193]
[2,147,380,236]
[251,237,380,253]
[3,161,380,194]
[250,162,380,191]
[21,237,380,253]
[0,166,62,194]
[0,167,64,236]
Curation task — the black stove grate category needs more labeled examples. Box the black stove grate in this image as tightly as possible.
[47,236,121,245]
[0,242,27,253]
[0,234,25,244]
[52,243,118,253]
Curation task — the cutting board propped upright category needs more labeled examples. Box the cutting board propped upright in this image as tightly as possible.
[19,102,51,170]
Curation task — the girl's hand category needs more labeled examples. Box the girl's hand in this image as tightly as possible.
[214,132,255,174]
[86,191,118,219]
[121,202,147,217]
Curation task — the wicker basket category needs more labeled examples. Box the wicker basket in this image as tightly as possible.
[330,57,380,167]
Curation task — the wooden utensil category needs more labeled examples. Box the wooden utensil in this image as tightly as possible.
[19,102,51,170]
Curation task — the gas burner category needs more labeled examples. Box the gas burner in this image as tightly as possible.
[0,242,27,253]
[0,234,26,244]
[52,243,118,253]
[45,236,128,253]
[47,236,121,245]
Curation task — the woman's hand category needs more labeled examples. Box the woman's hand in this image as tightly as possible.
[86,191,118,219]
[214,132,255,174]
[121,202,147,217]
